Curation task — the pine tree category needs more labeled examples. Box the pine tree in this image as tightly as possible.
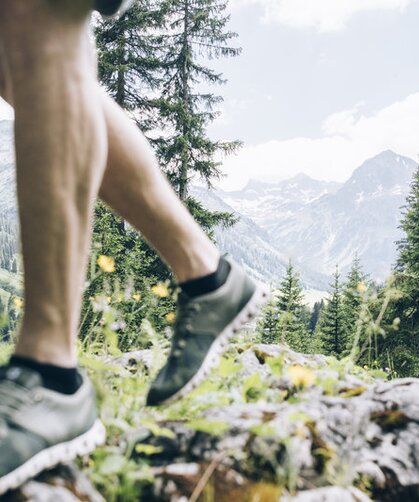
[95,0,164,129]
[318,266,347,357]
[258,298,281,344]
[276,261,310,352]
[94,0,239,258]
[397,166,419,312]
[380,167,419,377]
[342,255,368,354]
[153,0,241,203]
[309,299,324,333]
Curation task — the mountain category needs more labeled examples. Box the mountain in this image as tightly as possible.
[216,150,416,282]
[191,186,329,289]
[219,174,342,233]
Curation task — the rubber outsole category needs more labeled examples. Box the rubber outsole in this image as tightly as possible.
[160,281,271,405]
[0,419,106,496]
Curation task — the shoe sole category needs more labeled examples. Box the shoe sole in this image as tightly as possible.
[160,281,271,405]
[0,419,106,496]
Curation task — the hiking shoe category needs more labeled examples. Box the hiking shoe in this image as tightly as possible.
[94,0,133,17]
[0,366,105,496]
[146,256,271,406]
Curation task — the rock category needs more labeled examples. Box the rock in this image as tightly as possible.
[3,465,104,502]
[107,350,153,372]
[282,486,373,501]
[142,462,282,502]
[132,345,419,501]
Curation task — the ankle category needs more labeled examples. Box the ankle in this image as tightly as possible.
[174,250,220,283]
[7,355,82,395]
[15,335,77,368]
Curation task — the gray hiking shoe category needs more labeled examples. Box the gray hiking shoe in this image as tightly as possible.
[0,366,105,496]
[94,0,133,17]
[146,256,271,406]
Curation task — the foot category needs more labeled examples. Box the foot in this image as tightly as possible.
[146,256,271,406]
[94,0,133,17]
[0,365,105,496]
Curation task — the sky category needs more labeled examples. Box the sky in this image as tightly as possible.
[1,0,419,190]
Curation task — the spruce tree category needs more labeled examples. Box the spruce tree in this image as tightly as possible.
[318,266,347,357]
[397,166,419,312]
[94,0,238,245]
[95,0,163,129]
[381,167,419,376]
[0,296,9,341]
[258,299,281,344]
[275,261,310,352]
[342,255,368,353]
[309,300,324,333]
[153,0,241,197]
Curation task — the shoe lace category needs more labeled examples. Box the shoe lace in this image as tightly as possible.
[170,298,201,360]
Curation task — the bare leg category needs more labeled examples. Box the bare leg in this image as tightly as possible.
[1,65,219,286]
[0,0,107,366]
[98,92,220,283]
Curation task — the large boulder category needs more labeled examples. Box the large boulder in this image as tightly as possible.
[131,345,419,501]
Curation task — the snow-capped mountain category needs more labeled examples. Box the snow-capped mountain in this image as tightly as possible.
[191,186,330,289]
[214,150,416,282]
[219,175,342,233]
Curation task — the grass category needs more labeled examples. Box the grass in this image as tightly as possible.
[75,336,382,502]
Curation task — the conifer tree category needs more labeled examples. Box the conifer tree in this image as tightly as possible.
[342,256,367,353]
[380,167,419,376]
[94,0,238,248]
[0,296,9,341]
[95,0,163,129]
[258,299,281,344]
[397,166,419,313]
[153,0,242,201]
[276,261,310,352]
[318,266,347,357]
[309,299,324,333]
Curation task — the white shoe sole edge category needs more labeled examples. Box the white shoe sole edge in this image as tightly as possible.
[0,419,106,496]
[161,281,271,405]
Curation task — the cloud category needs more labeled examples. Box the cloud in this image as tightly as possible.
[0,98,13,120]
[231,0,414,32]
[218,92,419,190]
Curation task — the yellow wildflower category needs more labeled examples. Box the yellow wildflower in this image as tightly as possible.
[151,283,169,298]
[13,297,24,310]
[165,312,176,324]
[132,293,141,302]
[356,282,367,293]
[288,365,315,387]
[97,255,115,273]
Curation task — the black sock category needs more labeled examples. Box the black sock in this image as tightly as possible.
[179,255,231,298]
[7,355,82,395]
